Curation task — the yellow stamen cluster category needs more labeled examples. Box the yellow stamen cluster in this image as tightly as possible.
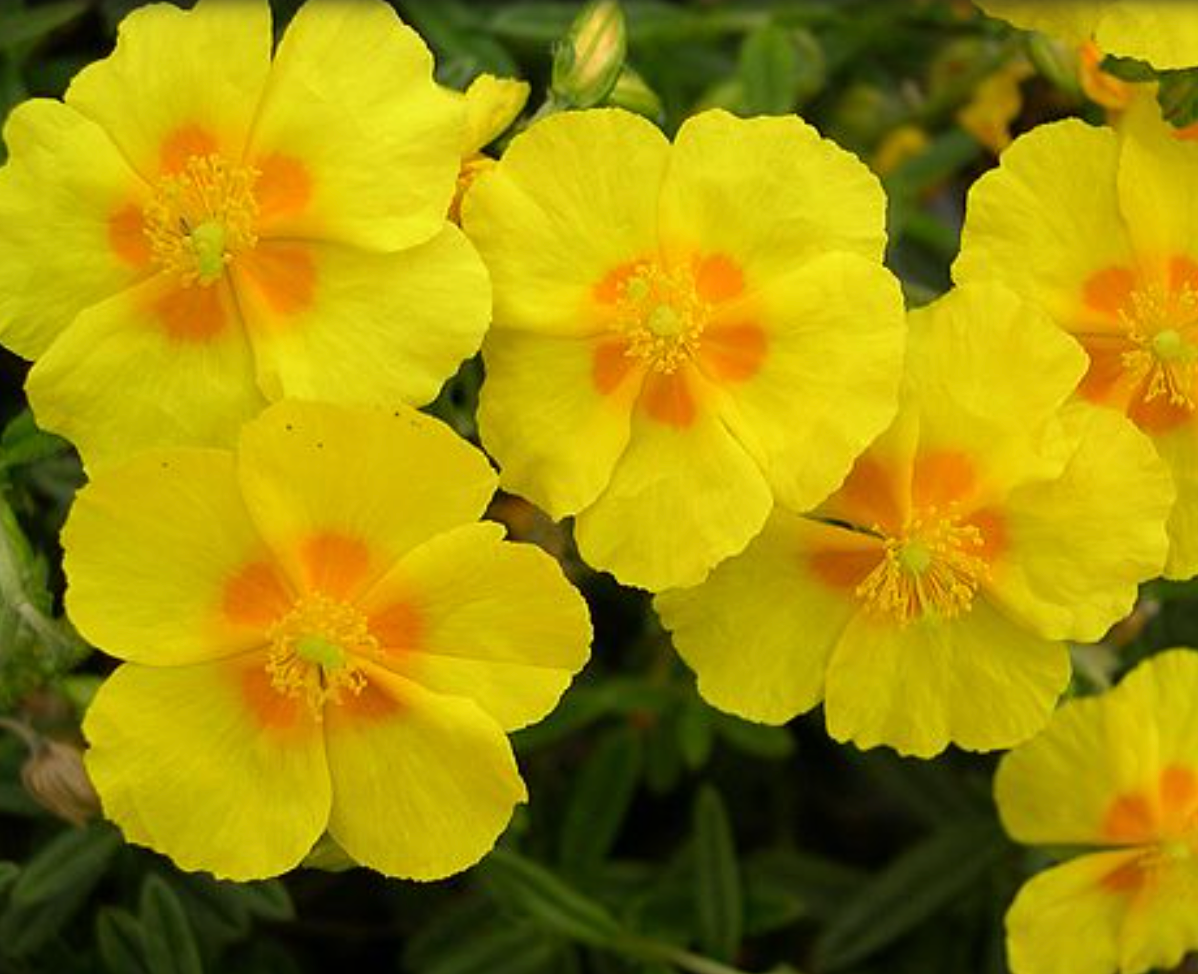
[856,509,988,624]
[1120,283,1198,410]
[143,154,260,287]
[615,263,709,373]
[266,593,377,719]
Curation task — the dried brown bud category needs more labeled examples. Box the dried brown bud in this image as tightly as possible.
[21,739,100,827]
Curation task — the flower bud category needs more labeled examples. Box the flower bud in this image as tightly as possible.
[21,738,100,827]
[551,0,626,108]
[605,66,663,121]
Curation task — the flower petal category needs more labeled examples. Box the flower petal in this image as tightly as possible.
[954,120,1134,330]
[64,0,271,177]
[655,511,866,724]
[574,388,772,591]
[26,276,265,471]
[824,598,1070,757]
[236,225,490,406]
[1004,851,1144,974]
[462,108,669,335]
[478,330,643,519]
[247,0,463,251]
[659,109,887,282]
[63,449,286,665]
[0,100,150,358]
[460,74,530,155]
[1154,424,1198,579]
[996,649,1198,846]
[358,522,591,731]
[712,252,904,514]
[84,656,329,880]
[324,666,525,880]
[236,401,497,599]
[988,402,1172,642]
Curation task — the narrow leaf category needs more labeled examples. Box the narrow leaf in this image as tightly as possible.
[692,786,742,963]
[559,726,643,871]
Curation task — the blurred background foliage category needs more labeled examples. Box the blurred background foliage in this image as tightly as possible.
[0,1,1194,972]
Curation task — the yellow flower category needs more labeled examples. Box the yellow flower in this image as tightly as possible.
[996,649,1198,974]
[956,100,1198,579]
[0,0,489,471]
[957,58,1034,154]
[977,0,1198,71]
[448,74,530,224]
[463,108,906,591]
[66,401,591,880]
[656,284,1172,757]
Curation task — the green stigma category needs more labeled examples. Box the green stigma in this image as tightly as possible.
[295,635,345,670]
[898,541,932,575]
[190,221,228,283]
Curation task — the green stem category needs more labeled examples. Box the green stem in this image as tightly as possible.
[621,936,770,974]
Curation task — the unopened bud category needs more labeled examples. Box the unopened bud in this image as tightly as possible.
[21,739,100,827]
[552,0,626,108]
[606,66,663,121]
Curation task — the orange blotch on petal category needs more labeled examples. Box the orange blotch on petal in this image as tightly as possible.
[1083,266,1136,318]
[1129,382,1194,434]
[1104,791,1158,844]
[694,253,745,304]
[108,203,150,267]
[809,545,883,591]
[223,560,293,628]
[151,282,229,342]
[592,340,638,396]
[1078,335,1134,406]
[639,370,698,428]
[1173,124,1198,143]
[1169,256,1198,293]
[912,450,977,510]
[699,323,767,384]
[299,533,372,600]
[966,507,1006,562]
[255,153,313,227]
[832,456,907,535]
[369,600,424,656]
[237,660,311,733]
[335,678,402,723]
[593,261,642,306]
[238,243,317,319]
[1100,857,1147,894]
[159,124,220,174]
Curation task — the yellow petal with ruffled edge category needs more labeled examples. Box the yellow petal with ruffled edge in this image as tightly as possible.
[358,522,592,732]
[26,275,265,472]
[824,598,1070,757]
[84,655,329,880]
[64,0,272,176]
[461,74,530,155]
[463,108,669,335]
[246,0,462,251]
[954,120,1133,331]
[655,510,864,724]
[709,252,904,516]
[987,402,1172,642]
[324,666,525,880]
[574,389,772,591]
[659,109,887,279]
[236,225,489,407]
[0,100,149,358]
[63,449,286,666]
[236,401,497,601]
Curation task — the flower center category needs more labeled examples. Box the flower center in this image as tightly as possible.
[266,593,377,719]
[1120,283,1198,410]
[855,510,988,624]
[615,263,709,373]
[143,154,259,286]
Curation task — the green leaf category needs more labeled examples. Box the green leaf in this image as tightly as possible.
[481,848,626,948]
[0,862,18,900]
[229,880,294,923]
[422,922,562,974]
[739,24,800,114]
[675,696,713,770]
[0,411,70,474]
[95,907,150,974]
[712,713,793,760]
[1099,53,1158,83]
[812,818,1008,972]
[138,875,204,974]
[692,786,742,964]
[559,726,643,872]
[1159,68,1198,128]
[0,824,121,956]
[0,0,87,55]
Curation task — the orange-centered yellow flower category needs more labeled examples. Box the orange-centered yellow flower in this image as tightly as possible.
[956,101,1198,578]
[0,0,488,471]
[656,284,1172,757]
[463,108,906,591]
[996,649,1198,974]
[66,401,591,880]
[976,1,1198,71]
